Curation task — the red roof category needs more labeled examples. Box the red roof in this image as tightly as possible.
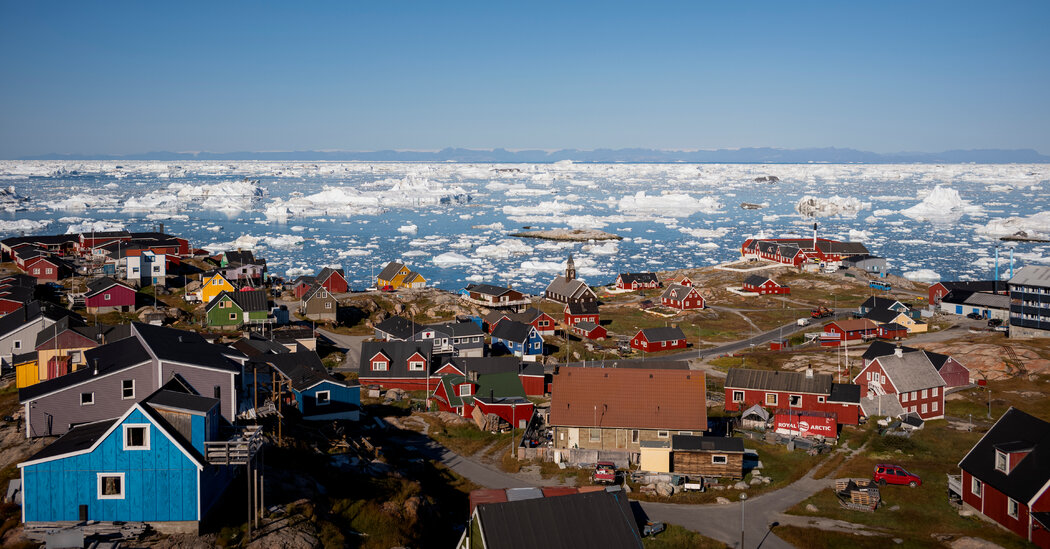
[549,367,706,431]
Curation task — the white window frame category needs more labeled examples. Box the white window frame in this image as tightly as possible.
[732,390,745,403]
[104,293,112,301]
[657,430,669,438]
[921,389,928,399]
[995,450,1008,473]
[817,396,826,403]
[459,385,472,397]
[712,454,728,465]
[972,477,982,496]
[408,360,425,372]
[932,401,938,412]
[932,387,938,397]
[316,390,330,405]
[97,472,125,500]
[902,392,909,403]
[921,403,928,414]
[121,379,135,400]
[12,340,20,350]
[371,360,388,372]
[325,301,333,309]
[81,392,94,406]
[765,393,778,406]
[123,424,150,451]
[631,430,639,443]
[589,428,601,442]
[1007,498,1019,519]
[789,394,803,408]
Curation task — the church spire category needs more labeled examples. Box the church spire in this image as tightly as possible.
[565,253,576,281]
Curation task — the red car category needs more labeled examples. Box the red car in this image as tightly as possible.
[873,464,921,487]
[380,285,395,292]
[592,461,618,485]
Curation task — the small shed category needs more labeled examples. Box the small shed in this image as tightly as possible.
[671,435,745,479]
[740,404,770,431]
[639,440,671,474]
[770,339,788,351]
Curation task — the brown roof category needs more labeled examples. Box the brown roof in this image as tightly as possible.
[549,367,706,431]
[827,318,878,332]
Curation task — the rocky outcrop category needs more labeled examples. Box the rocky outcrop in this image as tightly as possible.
[921,342,1050,380]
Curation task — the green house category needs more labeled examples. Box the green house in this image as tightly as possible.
[205,290,271,329]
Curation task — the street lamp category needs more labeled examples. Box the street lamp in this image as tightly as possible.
[740,492,748,549]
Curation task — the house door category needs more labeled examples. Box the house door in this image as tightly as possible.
[568,428,579,448]
[616,429,627,449]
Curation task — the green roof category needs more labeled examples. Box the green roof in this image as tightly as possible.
[438,371,526,408]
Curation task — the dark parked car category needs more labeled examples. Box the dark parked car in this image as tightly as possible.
[873,464,921,487]
[987,318,1003,327]
[966,312,982,320]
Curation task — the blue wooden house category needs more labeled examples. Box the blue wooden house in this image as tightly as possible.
[255,350,361,421]
[490,320,543,357]
[18,386,247,533]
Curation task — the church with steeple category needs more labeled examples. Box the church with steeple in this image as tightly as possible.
[543,253,597,305]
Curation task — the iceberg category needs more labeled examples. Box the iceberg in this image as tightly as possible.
[617,191,722,216]
[0,219,50,234]
[901,185,983,222]
[795,196,870,218]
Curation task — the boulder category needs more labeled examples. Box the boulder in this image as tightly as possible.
[716,497,731,505]
[733,481,749,490]
[805,504,818,512]
[655,483,674,497]
[749,478,762,485]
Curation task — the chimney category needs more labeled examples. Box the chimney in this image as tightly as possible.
[92,358,99,376]
[812,222,818,250]
[805,366,814,379]
[894,342,903,358]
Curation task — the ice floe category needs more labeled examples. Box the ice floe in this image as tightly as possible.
[901,185,983,223]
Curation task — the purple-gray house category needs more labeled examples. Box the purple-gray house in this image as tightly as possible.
[18,322,247,438]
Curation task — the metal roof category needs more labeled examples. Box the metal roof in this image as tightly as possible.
[1009,265,1050,288]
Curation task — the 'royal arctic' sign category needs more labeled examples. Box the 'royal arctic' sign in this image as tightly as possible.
[774,412,837,438]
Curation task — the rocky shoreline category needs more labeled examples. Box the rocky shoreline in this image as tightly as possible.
[509,229,623,241]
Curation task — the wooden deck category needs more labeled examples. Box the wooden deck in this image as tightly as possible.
[204,425,264,465]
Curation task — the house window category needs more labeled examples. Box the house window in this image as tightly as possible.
[459,385,472,397]
[765,393,777,406]
[81,392,94,406]
[589,429,601,442]
[995,450,1008,473]
[921,389,928,399]
[932,401,938,412]
[817,396,826,403]
[97,473,125,500]
[932,387,938,397]
[789,395,802,408]
[123,424,150,450]
[1007,498,1019,519]
[657,430,669,438]
[45,268,53,275]
[12,340,20,350]
[631,430,639,443]
[122,379,134,400]
[229,313,238,320]
[104,293,111,301]
[409,360,425,372]
[533,342,540,349]
[371,360,388,371]
[921,403,928,414]
[316,391,330,405]
[325,302,333,309]
[732,391,745,403]
[902,393,909,403]
[213,385,221,400]
[712,455,728,465]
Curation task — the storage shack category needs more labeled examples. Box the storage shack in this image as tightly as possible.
[671,435,745,479]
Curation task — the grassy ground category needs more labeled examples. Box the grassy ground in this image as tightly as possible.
[643,524,728,548]
[424,417,513,456]
[785,420,1030,548]
[775,525,938,549]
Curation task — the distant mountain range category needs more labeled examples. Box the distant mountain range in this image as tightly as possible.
[18,147,1050,163]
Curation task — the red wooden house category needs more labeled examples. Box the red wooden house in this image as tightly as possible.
[485,308,557,337]
[615,272,661,291]
[928,280,1006,305]
[431,370,534,427]
[724,367,861,427]
[292,277,315,299]
[660,284,704,310]
[564,301,599,327]
[875,323,909,340]
[820,318,879,347]
[317,267,348,294]
[570,321,607,341]
[957,408,1050,548]
[23,256,75,282]
[357,340,436,391]
[854,348,946,420]
[862,341,971,389]
[84,277,136,314]
[742,275,790,295]
[432,356,545,397]
[630,327,687,352]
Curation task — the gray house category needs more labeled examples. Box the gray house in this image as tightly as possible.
[373,317,485,357]
[842,254,888,273]
[0,301,82,368]
[19,323,247,438]
[300,285,337,322]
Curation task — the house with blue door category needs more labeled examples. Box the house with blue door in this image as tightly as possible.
[254,349,360,421]
[939,289,1010,322]
[490,320,543,359]
[18,383,253,533]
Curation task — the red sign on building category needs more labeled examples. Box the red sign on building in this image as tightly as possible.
[774,411,837,438]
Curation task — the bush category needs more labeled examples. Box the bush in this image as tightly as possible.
[871,434,917,454]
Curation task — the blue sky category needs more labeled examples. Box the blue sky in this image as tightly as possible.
[1,1,1048,157]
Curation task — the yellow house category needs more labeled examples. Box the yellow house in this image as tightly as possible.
[33,319,99,383]
[892,313,928,334]
[201,272,237,303]
[15,352,39,390]
[376,261,427,290]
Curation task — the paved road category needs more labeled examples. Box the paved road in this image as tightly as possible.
[316,329,369,371]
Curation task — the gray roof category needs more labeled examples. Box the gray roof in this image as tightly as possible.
[425,321,484,338]
[377,261,405,282]
[963,292,1009,309]
[743,275,771,287]
[860,393,905,417]
[638,326,686,343]
[566,301,599,316]
[84,277,131,298]
[359,340,434,379]
[20,336,152,402]
[441,356,543,377]
[829,383,861,404]
[474,490,642,549]
[374,316,417,340]
[1009,265,1050,288]
[672,435,744,453]
[146,389,219,415]
[864,308,904,323]
[229,289,269,312]
[464,283,516,297]
[544,276,592,301]
[573,321,601,332]
[726,368,833,395]
[21,418,120,462]
[491,320,535,343]
[257,350,351,392]
[872,352,946,393]
[660,283,697,301]
[302,284,334,302]
[617,272,659,285]
[133,323,245,372]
